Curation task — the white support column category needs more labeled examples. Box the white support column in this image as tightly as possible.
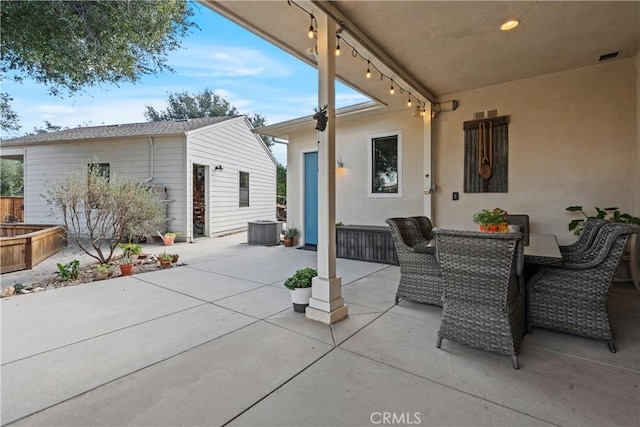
[423,107,434,218]
[306,12,348,324]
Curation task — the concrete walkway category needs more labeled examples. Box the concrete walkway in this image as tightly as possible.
[1,232,639,426]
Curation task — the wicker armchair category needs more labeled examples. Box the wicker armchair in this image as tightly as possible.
[386,218,443,306]
[507,214,529,246]
[528,222,637,352]
[411,216,434,241]
[434,229,525,369]
[559,218,608,255]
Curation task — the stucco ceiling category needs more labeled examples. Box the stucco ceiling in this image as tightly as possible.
[204,1,639,110]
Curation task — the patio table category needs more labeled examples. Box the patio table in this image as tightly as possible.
[524,234,562,265]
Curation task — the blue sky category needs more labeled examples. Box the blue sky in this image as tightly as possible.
[1,1,368,164]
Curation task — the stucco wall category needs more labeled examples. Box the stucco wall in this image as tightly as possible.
[433,58,638,244]
[287,109,426,243]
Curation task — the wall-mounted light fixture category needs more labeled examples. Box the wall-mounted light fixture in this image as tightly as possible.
[431,100,459,119]
[336,155,344,168]
[214,165,224,171]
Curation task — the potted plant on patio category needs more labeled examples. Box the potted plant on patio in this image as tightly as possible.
[162,232,177,246]
[283,227,299,247]
[473,208,508,232]
[158,252,173,269]
[118,242,142,276]
[95,263,110,280]
[284,267,317,313]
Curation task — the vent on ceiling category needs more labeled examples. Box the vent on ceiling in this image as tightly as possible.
[599,51,620,62]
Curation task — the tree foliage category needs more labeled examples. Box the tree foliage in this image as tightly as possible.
[277,163,287,197]
[0,92,21,134]
[1,0,195,96]
[145,88,273,148]
[45,167,167,264]
[0,159,24,196]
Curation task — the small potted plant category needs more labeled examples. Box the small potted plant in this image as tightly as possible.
[284,267,317,312]
[283,227,299,247]
[158,252,173,269]
[473,208,508,232]
[162,232,177,246]
[118,243,142,275]
[95,263,110,280]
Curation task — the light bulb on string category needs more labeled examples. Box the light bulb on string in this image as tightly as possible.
[335,36,341,56]
[390,79,395,95]
[366,61,371,79]
[407,94,412,107]
[308,14,314,38]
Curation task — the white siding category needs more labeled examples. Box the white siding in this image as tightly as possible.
[187,117,277,236]
[21,136,187,236]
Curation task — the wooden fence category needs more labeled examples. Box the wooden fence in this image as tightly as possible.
[0,196,24,222]
[0,224,66,273]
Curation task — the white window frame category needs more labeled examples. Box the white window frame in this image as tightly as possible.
[239,171,250,208]
[367,130,403,198]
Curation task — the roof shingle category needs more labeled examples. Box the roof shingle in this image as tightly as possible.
[1,117,236,144]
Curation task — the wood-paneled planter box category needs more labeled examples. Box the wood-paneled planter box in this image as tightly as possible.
[336,225,399,265]
[0,224,66,273]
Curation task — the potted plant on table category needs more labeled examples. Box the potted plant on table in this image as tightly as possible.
[284,267,317,313]
[473,208,508,232]
[118,243,142,276]
[283,228,299,247]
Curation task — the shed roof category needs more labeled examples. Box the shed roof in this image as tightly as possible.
[1,117,235,144]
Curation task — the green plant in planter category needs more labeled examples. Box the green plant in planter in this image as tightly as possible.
[158,252,174,262]
[284,267,317,290]
[96,264,110,274]
[566,206,640,235]
[472,208,508,226]
[118,242,142,262]
[55,260,80,281]
[284,228,299,239]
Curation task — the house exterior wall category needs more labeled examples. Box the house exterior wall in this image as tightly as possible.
[433,57,638,244]
[19,136,187,235]
[286,109,426,244]
[187,117,277,236]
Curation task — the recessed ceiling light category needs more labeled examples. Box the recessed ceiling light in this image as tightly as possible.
[500,19,520,31]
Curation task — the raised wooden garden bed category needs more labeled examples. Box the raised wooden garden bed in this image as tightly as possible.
[0,224,66,273]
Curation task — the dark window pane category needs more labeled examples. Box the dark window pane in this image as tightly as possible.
[239,171,249,207]
[371,136,398,194]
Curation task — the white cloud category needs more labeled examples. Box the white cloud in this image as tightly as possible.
[169,44,294,79]
[38,104,77,116]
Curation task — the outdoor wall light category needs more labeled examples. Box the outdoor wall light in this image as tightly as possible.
[336,155,344,168]
[214,165,223,171]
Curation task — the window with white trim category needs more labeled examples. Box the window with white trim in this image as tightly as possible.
[368,132,402,197]
[239,171,249,207]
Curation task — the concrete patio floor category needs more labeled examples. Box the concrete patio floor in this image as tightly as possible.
[1,232,639,426]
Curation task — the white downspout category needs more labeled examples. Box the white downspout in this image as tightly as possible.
[144,137,154,182]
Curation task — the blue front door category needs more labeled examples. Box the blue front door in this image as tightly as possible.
[304,152,318,245]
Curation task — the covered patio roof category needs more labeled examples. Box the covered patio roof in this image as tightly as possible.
[204,1,639,109]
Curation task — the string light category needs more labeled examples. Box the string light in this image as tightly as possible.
[287,0,430,116]
[308,15,315,39]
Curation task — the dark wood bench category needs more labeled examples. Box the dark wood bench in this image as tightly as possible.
[336,225,399,265]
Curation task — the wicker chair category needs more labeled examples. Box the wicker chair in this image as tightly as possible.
[528,222,637,352]
[385,218,443,306]
[507,214,529,246]
[411,216,434,241]
[559,218,608,255]
[434,229,525,369]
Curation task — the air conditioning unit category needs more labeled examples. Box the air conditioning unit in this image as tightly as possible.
[248,220,283,246]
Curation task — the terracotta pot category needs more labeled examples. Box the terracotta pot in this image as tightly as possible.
[160,259,171,269]
[283,237,294,247]
[163,236,175,246]
[119,264,134,276]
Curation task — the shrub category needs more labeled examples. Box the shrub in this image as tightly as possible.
[284,267,317,290]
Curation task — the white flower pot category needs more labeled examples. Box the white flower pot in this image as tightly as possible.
[290,287,312,313]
